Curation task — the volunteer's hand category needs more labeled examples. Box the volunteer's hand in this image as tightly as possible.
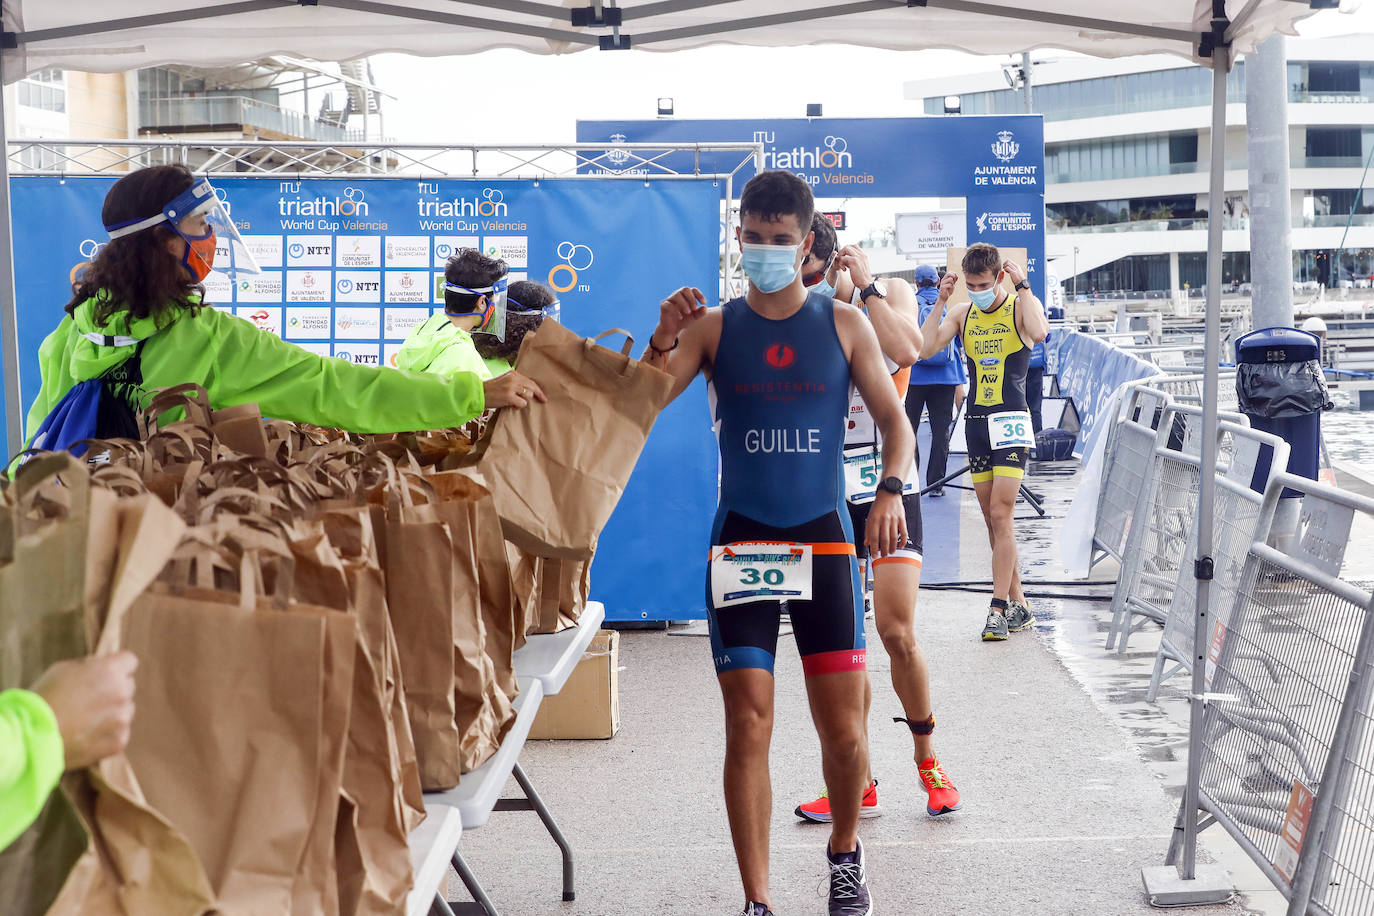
[652,287,708,351]
[839,245,874,292]
[937,272,958,303]
[1003,260,1027,288]
[32,653,138,771]
[484,370,547,410]
[865,491,909,559]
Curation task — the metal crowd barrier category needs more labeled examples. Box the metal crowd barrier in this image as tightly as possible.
[1164,474,1374,916]
[1105,402,1248,653]
[1146,423,1290,699]
[1091,383,1173,572]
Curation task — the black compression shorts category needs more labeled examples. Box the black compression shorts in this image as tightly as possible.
[706,510,865,677]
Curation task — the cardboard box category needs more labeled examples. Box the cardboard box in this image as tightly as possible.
[529,630,619,739]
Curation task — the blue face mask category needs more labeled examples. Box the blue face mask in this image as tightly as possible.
[741,243,801,294]
[807,277,837,300]
[969,287,999,309]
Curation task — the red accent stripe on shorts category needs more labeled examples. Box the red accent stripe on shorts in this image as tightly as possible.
[802,648,868,677]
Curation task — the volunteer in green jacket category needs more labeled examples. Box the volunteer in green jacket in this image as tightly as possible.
[397,248,509,382]
[1,653,137,850]
[25,165,544,447]
[472,279,560,376]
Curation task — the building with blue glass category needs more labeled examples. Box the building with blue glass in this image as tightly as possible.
[906,35,1374,303]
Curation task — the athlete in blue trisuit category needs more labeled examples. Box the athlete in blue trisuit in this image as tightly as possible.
[642,170,915,916]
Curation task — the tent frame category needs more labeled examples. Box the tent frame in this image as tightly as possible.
[0,0,1334,904]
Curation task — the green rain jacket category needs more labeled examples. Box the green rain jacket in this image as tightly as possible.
[25,297,487,445]
[482,355,513,379]
[395,315,496,383]
[0,689,62,850]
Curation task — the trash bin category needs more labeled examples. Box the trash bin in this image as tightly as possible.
[1234,327,1333,494]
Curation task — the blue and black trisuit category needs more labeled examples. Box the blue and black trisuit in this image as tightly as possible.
[705,290,865,677]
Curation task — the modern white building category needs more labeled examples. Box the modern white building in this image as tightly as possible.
[904,36,1374,304]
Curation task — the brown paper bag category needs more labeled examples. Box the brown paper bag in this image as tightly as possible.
[424,471,516,771]
[371,477,464,790]
[124,528,355,916]
[140,382,270,459]
[478,323,674,558]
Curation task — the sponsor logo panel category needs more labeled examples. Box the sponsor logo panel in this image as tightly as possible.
[284,307,332,340]
[484,235,528,268]
[335,307,383,339]
[236,271,284,303]
[335,235,382,268]
[385,236,431,268]
[385,308,430,338]
[335,270,383,303]
[286,270,331,302]
[386,270,430,303]
[236,306,283,337]
[243,235,284,268]
[333,342,381,366]
[432,236,479,267]
[286,234,333,266]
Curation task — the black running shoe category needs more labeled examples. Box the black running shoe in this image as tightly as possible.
[1006,600,1034,632]
[981,609,1009,641]
[827,839,872,916]
[739,903,775,916]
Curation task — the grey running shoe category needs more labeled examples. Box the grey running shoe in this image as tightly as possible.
[981,609,1009,641]
[827,839,872,916]
[739,903,775,916]
[1006,600,1035,632]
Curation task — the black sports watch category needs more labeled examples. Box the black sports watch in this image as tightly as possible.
[878,476,904,495]
[1014,279,1031,292]
[860,281,885,302]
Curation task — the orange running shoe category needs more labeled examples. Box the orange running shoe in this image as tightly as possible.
[918,758,962,816]
[795,779,883,824]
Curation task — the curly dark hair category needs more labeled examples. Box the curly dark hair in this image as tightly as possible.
[740,169,814,233]
[443,248,508,314]
[66,164,205,329]
[474,279,554,363]
[809,212,838,265]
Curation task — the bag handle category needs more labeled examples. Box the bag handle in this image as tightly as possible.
[588,328,636,358]
[140,383,214,436]
[11,452,89,528]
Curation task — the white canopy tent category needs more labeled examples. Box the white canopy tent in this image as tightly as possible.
[0,0,1346,900]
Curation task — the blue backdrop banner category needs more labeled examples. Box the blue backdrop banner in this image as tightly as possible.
[5,174,722,620]
[1048,330,1161,458]
[577,115,1046,299]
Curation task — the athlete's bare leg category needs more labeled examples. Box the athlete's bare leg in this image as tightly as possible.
[871,561,933,761]
[973,476,1024,604]
[719,668,776,907]
[805,669,869,855]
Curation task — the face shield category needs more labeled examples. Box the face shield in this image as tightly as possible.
[508,295,561,324]
[445,275,508,341]
[104,177,261,279]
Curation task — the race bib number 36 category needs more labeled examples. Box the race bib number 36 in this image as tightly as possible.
[989,410,1034,450]
[710,543,814,608]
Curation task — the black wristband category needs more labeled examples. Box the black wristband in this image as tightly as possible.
[649,336,679,356]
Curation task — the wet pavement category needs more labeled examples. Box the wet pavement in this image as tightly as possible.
[448,457,1287,915]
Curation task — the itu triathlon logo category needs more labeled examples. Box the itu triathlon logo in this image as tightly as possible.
[548,241,593,294]
[992,131,1020,163]
[765,343,796,369]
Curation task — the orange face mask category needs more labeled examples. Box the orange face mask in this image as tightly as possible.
[182,231,216,282]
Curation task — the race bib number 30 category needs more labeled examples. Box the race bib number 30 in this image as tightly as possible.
[710,543,814,608]
[989,410,1034,450]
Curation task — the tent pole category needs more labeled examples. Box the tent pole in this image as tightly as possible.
[1142,29,1237,908]
[0,85,24,456]
[1181,42,1231,883]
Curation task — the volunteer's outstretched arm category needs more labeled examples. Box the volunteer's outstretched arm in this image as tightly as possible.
[644,286,717,404]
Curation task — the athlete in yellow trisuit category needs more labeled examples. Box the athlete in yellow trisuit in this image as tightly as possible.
[917,243,1049,641]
